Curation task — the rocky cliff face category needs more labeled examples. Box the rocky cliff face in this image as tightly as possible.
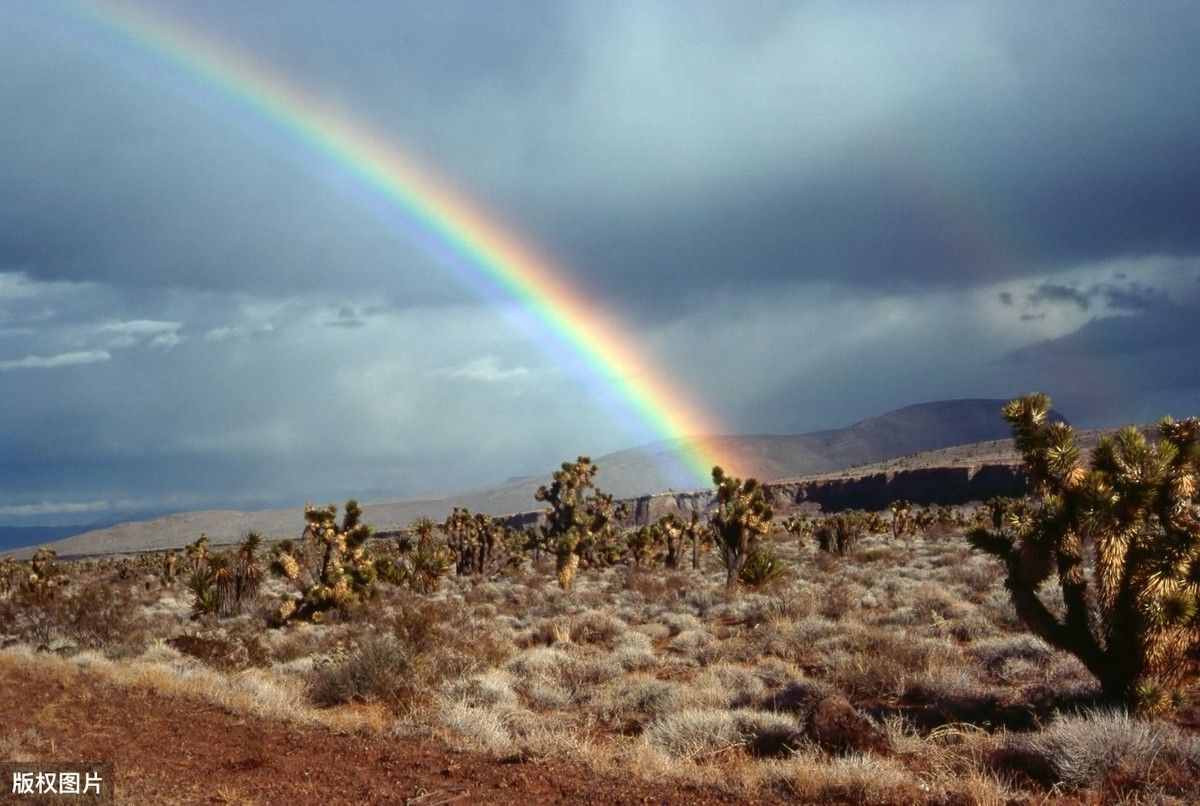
[494,462,1028,531]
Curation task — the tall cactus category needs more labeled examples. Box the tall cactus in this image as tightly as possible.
[968,394,1200,712]
[709,466,773,590]
[535,456,620,591]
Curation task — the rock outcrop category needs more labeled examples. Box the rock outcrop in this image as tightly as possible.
[491,462,1027,531]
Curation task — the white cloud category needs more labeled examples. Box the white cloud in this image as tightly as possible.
[204,321,276,343]
[99,319,183,349]
[0,350,111,371]
[435,356,531,383]
[0,499,112,517]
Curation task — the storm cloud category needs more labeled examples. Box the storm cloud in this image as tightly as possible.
[1,1,1198,521]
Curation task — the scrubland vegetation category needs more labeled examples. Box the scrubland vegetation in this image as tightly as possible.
[2,395,1199,804]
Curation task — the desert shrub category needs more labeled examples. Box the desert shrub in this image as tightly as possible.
[693,663,768,708]
[167,630,269,672]
[969,634,1054,673]
[590,674,685,725]
[568,610,626,645]
[994,709,1200,798]
[818,585,856,621]
[0,578,143,655]
[969,394,1200,712]
[642,708,800,758]
[310,635,420,710]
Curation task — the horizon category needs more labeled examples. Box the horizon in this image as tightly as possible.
[0,391,1165,549]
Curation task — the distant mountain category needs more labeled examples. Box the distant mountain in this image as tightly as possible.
[0,523,121,553]
[7,398,1058,558]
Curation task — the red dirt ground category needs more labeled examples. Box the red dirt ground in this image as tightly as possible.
[0,661,780,805]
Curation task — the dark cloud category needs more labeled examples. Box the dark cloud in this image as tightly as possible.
[1020,278,1171,315]
[4,2,1200,313]
[1028,283,1092,311]
[1001,287,1200,423]
[2,1,1199,519]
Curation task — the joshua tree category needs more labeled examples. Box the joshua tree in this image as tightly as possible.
[405,517,454,593]
[657,514,687,569]
[781,513,812,544]
[709,466,773,590]
[625,524,661,569]
[162,550,180,584]
[912,507,935,533]
[863,511,887,534]
[535,457,621,590]
[969,394,1200,713]
[683,511,710,570]
[269,500,380,623]
[815,512,864,555]
[0,557,17,598]
[185,535,210,572]
[442,507,511,576]
[889,500,912,540]
[18,549,65,601]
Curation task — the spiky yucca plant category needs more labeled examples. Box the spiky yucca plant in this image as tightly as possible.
[968,394,1200,713]
[270,500,379,624]
[406,518,454,594]
[535,457,621,590]
[709,466,773,590]
[738,543,788,588]
[187,532,263,618]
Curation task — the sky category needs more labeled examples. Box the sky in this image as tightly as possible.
[2,1,1199,524]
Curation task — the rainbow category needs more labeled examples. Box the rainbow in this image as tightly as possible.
[76,0,740,486]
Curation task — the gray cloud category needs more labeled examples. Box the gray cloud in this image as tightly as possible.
[0,350,111,371]
[1,2,1199,520]
[1028,283,1092,311]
